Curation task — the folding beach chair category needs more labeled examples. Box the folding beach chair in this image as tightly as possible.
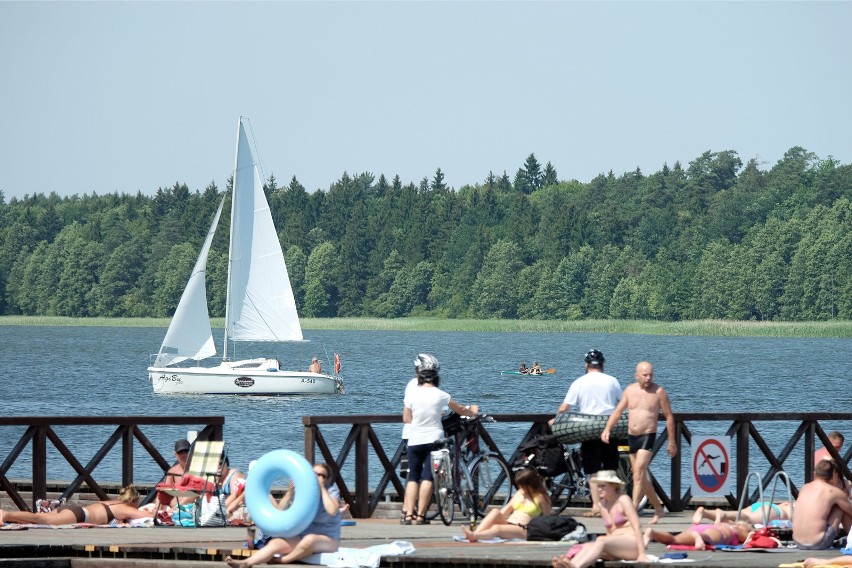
[158,440,228,526]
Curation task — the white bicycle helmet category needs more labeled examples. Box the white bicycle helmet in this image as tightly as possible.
[414,353,440,373]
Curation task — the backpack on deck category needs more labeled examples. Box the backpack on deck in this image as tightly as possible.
[526,514,583,541]
[514,434,569,477]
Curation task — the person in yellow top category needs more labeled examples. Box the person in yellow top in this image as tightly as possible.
[461,468,551,541]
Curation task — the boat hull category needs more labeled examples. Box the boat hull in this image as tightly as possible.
[148,360,342,395]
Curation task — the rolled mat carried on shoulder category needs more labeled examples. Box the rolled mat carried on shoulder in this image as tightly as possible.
[551,412,628,445]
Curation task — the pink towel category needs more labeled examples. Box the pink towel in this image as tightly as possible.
[666,544,715,551]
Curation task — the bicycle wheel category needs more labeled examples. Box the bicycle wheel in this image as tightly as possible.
[469,453,514,518]
[433,466,454,525]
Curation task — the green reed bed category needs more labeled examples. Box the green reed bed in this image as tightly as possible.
[1,316,850,338]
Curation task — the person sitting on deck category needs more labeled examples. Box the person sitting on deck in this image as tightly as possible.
[309,357,322,373]
[156,439,191,508]
[224,462,341,567]
[0,485,153,525]
[530,362,543,375]
[551,470,648,568]
[219,457,248,523]
[460,468,551,542]
[644,521,751,550]
[793,459,852,550]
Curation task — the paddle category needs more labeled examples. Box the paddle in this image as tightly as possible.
[545,368,556,374]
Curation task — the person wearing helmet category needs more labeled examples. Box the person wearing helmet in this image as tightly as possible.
[553,349,623,517]
[401,353,479,525]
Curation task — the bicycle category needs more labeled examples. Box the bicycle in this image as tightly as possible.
[514,436,637,514]
[430,413,515,526]
[513,434,588,514]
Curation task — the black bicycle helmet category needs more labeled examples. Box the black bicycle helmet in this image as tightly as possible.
[414,353,440,373]
[584,349,605,366]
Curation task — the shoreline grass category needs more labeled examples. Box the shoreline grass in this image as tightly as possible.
[1,316,850,338]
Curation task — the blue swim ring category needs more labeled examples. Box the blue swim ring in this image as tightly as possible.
[245,449,320,537]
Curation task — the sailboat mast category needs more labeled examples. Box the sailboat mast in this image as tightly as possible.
[222,117,243,361]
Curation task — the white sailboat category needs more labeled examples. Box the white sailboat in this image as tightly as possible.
[148,118,343,395]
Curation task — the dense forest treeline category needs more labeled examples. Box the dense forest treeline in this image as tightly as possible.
[1,146,851,321]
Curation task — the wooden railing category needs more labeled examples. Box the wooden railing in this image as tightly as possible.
[0,416,224,511]
[304,412,852,518]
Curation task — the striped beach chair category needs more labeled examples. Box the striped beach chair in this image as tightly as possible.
[160,440,228,526]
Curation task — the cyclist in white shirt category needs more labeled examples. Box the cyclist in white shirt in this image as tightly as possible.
[401,353,478,525]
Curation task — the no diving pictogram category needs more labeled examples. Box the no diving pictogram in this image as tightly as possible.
[693,437,729,495]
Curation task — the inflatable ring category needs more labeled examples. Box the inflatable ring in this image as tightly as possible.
[245,449,320,537]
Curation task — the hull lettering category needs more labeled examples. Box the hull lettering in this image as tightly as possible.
[235,377,255,388]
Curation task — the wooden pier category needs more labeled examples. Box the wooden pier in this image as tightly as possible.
[2,414,852,566]
[0,509,845,567]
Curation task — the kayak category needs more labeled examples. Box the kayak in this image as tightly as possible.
[500,368,556,376]
[551,411,628,444]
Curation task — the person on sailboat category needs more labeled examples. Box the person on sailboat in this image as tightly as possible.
[308,357,322,373]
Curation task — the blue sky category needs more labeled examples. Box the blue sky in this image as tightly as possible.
[1,1,850,200]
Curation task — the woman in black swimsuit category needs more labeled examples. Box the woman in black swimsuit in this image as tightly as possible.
[0,485,152,525]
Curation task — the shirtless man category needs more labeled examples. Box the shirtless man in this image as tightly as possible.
[814,431,844,464]
[601,361,676,525]
[793,459,852,550]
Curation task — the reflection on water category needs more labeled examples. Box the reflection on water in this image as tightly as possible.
[0,326,849,492]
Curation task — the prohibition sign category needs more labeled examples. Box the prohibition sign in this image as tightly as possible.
[693,438,729,494]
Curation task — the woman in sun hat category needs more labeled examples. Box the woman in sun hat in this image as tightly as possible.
[552,470,647,568]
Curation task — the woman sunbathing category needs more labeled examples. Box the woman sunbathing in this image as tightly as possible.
[692,502,792,525]
[644,521,751,550]
[0,486,152,525]
[461,468,551,541]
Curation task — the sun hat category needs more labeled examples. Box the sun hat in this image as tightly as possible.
[591,470,624,487]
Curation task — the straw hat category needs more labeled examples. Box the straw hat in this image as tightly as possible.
[591,470,624,487]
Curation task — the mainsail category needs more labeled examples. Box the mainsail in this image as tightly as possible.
[153,196,225,367]
[224,118,303,350]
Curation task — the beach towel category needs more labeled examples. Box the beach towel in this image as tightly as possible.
[716,544,794,552]
[666,544,715,551]
[452,536,525,543]
[297,540,415,568]
[778,564,849,568]
[0,518,152,530]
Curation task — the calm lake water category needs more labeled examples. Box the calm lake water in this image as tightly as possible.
[1,326,850,493]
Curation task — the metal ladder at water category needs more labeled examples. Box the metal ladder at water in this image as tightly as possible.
[735,470,795,525]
